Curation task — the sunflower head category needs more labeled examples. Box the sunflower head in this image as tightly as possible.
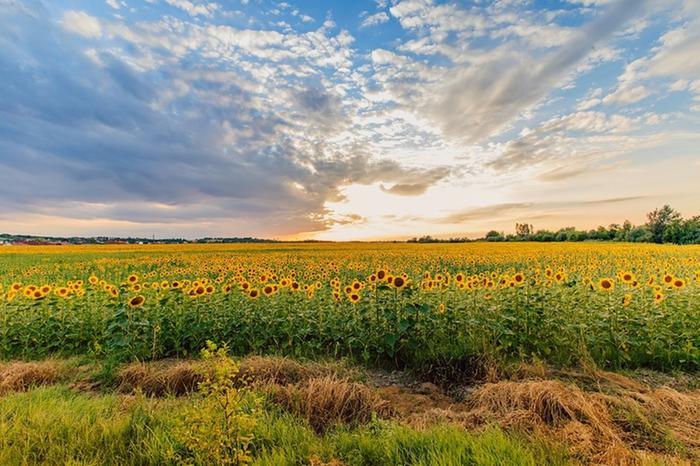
[128,295,145,308]
[598,278,614,292]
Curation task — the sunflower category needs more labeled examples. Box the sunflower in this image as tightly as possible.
[662,274,674,286]
[621,272,635,284]
[55,287,70,298]
[263,285,274,296]
[598,278,614,292]
[513,272,525,285]
[128,295,145,308]
[248,289,259,299]
[89,276,98,285]
[376,270,386,281]
[672,278,686,289]
[127,274,138,284]
[160,281,170,289]
[393,277,406,290]
[654,292,664,304]
[348,293,360,303]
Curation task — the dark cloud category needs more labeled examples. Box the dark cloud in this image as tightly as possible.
[0,5,448,237]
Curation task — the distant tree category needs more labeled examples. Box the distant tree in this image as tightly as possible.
[664,216,700,244]
[484,230,504,242]
[515,223,533,238]
[629,225,653,243]
[646,205,681,243]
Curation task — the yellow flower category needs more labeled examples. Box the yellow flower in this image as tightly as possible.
[128,295,145,308]
[598,278,614,292]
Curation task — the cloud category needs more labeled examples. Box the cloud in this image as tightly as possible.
[435,196,647,225]
[164,0,220,18]
[60,10,102,38]
[0,5,448,237]
[378,167,450,196]
[426,0,647,142]
[487,111,638,172]
[602,84,650,104]
[601,2,700,106]
[438,203,534,224]
[361,12,389,28]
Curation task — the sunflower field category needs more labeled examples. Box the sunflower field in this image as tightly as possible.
[1,242,698,371]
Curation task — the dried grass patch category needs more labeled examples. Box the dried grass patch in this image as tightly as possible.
[0,360,66,394]
[270,375,391,432]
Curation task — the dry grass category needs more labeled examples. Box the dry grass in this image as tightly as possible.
[270,375,391,432]
[238,355,353,386]
[0,360,66,394]
[115,355,354,396]
[5,355,699,465]
[398,368,700,465]
[116,360,203,396]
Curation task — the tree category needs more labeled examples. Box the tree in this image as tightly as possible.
[515,223,533,238]
[646,205,681,243]
[484,230,504,242]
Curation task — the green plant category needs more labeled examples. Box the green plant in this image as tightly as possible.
[175,342,260,466]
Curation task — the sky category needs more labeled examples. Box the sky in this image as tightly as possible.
[0,0,699,241]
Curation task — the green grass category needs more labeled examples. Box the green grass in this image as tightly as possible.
[0,386,571,466]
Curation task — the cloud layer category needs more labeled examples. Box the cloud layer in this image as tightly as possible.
[0,0,698,238]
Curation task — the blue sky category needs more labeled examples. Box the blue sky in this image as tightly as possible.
[1,0,699,240]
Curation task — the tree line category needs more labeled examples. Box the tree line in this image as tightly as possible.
[408,205,700,245]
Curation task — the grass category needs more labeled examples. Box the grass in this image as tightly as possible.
[0,386,569,466]
[1,354,699,464]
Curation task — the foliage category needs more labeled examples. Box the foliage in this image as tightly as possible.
[0,242,698,371]
[410,205,700,244]
[175,342,260,466]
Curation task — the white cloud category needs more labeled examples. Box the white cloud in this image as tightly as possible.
[60,10,102,38]
[361,12,389,28]
[106,0,125,10]
[602,84,650,104]
[164,0,220,18]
